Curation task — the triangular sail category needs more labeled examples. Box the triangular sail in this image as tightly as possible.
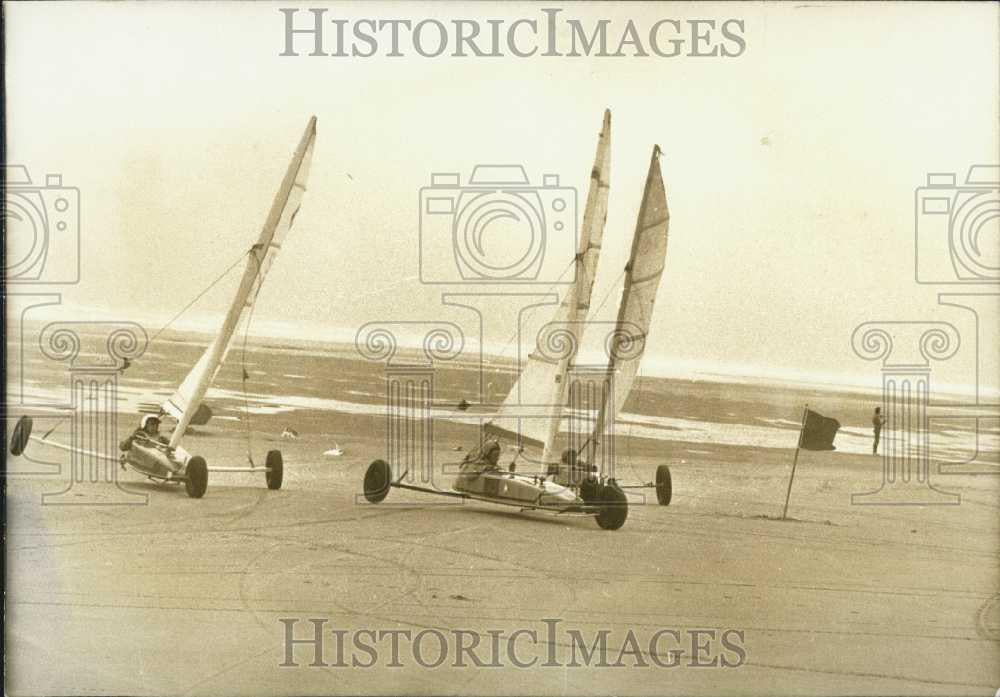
[163,116,317,448]
[589,145,668,457]
[485,110,611,463]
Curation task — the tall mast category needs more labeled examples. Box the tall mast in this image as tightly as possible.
[165,117,317,448]
[539,109,612,465]
[484,110,611,468]
[587,145,669,465]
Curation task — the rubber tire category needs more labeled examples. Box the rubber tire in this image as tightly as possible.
[579,477,600,505]
[266,450,283,490]
[595,483,628,530]
[10,415,33,456]
[185,456,208,499]
[655,465,672,506]
[364,459,392,504]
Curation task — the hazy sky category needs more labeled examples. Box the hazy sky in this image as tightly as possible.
[5,2,998,390]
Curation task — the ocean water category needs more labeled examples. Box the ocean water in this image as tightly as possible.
[8,325,997,462]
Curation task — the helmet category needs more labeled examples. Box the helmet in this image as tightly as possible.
[140,414,161,429]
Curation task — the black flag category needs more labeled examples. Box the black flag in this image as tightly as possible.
[799,409,840,451]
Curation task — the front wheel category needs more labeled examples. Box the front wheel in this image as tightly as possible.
[655,465,672,506]
[185,456,208,499]
[595,483,628,530]
[364,460,392,504]
[266,450,283,490]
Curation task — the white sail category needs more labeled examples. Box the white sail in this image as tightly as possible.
[485,110,611,462]
[590,145,669,454]
[163,116,317,448]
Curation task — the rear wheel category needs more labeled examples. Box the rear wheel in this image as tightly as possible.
[655,465,672,506]
[579,476,600,505]
[364,459,392,504]
[595,483,628,530]
[266,450,283,490]
[10,415,33,456]
[184,456,208,499]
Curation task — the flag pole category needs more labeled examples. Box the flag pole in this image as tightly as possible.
[781,404,808,520]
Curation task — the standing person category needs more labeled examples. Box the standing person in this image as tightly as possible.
[872,407,885,455]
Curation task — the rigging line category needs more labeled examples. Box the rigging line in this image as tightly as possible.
[577,268,625,464]
[328,274,420,304]
[493,256,576,365]
[240,244,267,465]
[621,364,647,486]
[147,250,250,345]
[591,269,626,319]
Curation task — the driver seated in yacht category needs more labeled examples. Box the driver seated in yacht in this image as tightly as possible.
[457,439,502,476]
[550,447,598,487]
[120,414,169,452]
[453,439,504,493]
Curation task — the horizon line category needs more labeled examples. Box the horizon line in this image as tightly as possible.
[12,302,998,401]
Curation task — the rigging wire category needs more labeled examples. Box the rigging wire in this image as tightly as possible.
[239,244,267,467]
[590,269,626,321]
[147,250,250,345]
[327,274,420,304]
[138,241,267,467]
[492,257,576,368]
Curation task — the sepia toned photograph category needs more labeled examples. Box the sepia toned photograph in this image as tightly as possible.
[3,2,998,695]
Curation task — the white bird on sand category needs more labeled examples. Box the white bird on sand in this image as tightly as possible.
[324,442,344,457]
